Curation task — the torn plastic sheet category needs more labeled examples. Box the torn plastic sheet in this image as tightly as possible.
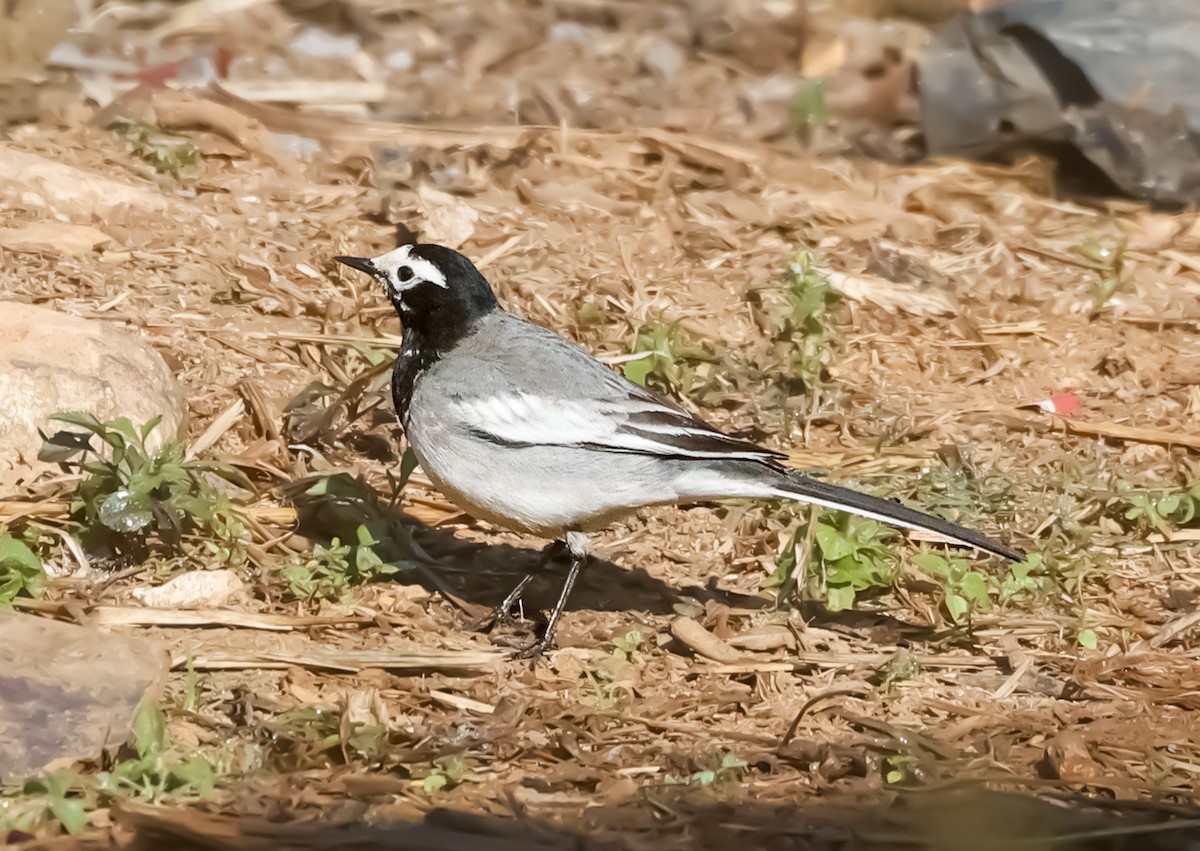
[919,0,1200,206]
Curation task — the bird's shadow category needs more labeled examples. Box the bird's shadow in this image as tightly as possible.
[408,521,766,619]
[408,521,946,650]
[282,468,731,619]
[286,469,946,644]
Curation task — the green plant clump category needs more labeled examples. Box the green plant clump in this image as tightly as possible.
[622,318,721,400]
[0,532,45,606]
[765,250,839,398]
[663,752,748,791]
[418,754,469,795]
[611,628,645,665]
[108,117,199,178]
[41,413,250,561]
[773,513,898,612]
[1077,234,1127,315]
[281,523,406,602]
[278,468,422,602]
[1118,481,1200,534]
[773,507,1051,622]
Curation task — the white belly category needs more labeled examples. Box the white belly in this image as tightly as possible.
[409,434,661,536]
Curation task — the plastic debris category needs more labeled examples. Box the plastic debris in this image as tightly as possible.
[920,0,1200,206]
[1021,391,1083,417]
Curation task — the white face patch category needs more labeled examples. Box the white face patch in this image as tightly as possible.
[371,245,448,299]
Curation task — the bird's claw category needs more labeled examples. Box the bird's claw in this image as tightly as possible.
[469,604,522,633]
[508,637,553,663]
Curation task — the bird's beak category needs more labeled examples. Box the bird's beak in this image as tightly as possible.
[335,255,378,276]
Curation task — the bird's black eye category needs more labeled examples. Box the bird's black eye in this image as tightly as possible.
[397,266,414,282]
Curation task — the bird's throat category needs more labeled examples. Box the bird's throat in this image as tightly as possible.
[391,326,438,428]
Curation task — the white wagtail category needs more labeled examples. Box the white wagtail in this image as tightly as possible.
[336,244,1023,657]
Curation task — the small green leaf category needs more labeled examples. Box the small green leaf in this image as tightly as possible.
[790,78,828,130]
[613,629,642,650]
[826,585,856,612]
[355,524,377,547]
[1158,495,1182,515]
[48,411,106,434]
[622,355,654,386]
[911,553,950,578]
[397,447,420,490]
[0,535,42,576]
[1077,629,1098,650]
[944,593,969,624]
[672,599,705,619]
[132,700,166,759]
[815,523,854,561]
[434,753,467,783]
[139,415,164,442]
[44,771,87,835]
[720,753,748,770]
[38,428,95,463]
[423,773,448,795]
[959,571,991,608]
[0,533,45,605]
[171,758,215,795]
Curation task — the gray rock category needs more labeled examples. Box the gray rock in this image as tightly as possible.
[0,611,168,782]
[0,302,187,494]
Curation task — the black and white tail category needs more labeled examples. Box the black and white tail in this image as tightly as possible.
[768,473,1024,562]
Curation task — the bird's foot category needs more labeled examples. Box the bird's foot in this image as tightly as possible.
[474,569,539,633]
[508,636,554,663]
[468,600,525,633]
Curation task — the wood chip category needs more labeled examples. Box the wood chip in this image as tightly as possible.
[176,647,501,672]
[670,616,745,663]
[16,600,372,632]
[221,79,387,106]
[826,269,957,317]
[0,221,111,256]
[1150,611,1200,649]
[186,398,245,459]
[1055,416,1200,451]
[428,689,496,714]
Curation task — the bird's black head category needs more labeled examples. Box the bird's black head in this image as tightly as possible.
[336,243,499,352]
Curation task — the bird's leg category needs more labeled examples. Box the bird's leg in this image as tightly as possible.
[513,532,589,661]
[473,539,566,632]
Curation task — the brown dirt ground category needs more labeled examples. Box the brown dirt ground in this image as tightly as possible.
[3,1,1200,849]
